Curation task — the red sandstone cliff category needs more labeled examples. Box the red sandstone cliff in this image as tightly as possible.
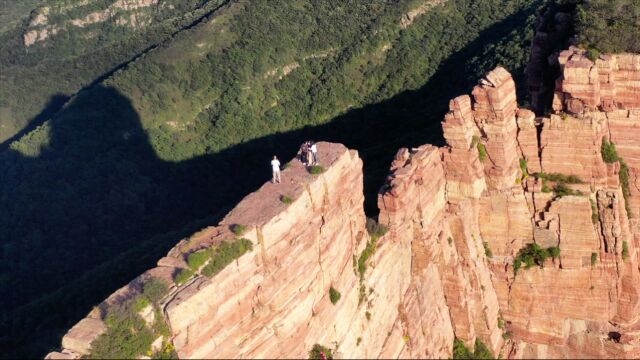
[47,55,640,359]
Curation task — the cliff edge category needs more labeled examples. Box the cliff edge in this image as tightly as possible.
[47,53,640,359]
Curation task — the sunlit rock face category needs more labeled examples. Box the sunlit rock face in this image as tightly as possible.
[48,62,640,359]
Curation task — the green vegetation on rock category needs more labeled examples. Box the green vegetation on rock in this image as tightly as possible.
[308,165,326,175]
[513,243,561,275]
[536,172,584,197]
[601,138,619,164]
[483,242,494,259]
[87,305,155,359]
[623,240,630,261]
[575,0,640,54]
[329,286,341,305]
[201,238,253,277]
[231,224,248,237]
[280,195,293,205]
[599,138,632,218]
[453,338,493,359]
[188,249,213,271]
[309,344,333,360]
[174,268,195,285]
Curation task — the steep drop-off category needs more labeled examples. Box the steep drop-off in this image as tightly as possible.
[48,58,640,358]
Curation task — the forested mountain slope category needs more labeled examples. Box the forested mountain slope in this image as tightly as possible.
[0,0,544,357]
[0,0,229,143]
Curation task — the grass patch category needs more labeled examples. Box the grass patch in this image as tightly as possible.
[202,238,253,277]
[513,243,560,275]
[231,224,248,236]
[329,286,341,305]
[308,165,325,175]
[591,252,598,266]
[174,268,194,285]
[187,248,212,271]
[280,195,293,204]
[309,344,333,360]
[483,242,493,259]
[622,240,629,261]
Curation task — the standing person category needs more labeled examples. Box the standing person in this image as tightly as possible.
[300,142,309,165]
[271,155,281,183]
[310,141,318,165]
[305,141,313,166]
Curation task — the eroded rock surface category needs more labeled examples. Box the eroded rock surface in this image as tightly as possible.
[48,62,640,359]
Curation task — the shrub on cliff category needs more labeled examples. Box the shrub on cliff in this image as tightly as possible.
[599,139,632,218]
[601,138,619,163]
[231,224,248,236]
[483,242,493,259]
[453,338,493,359]
[366,217,388,241]
[453,338,473,359]
[309,344,333,360]
[513,243,560,275]
[87,305,154,359]
[591,252,598,266]
[280,195,293,205]
[329,286,341,305]
[201,238,253,278]
[308,165,326,175]
[472,136,488,162]
[537,172,583,184]
[622,241,630,261]
[620,161,633,218]
[174,268,194,285]
[143,278,169,304]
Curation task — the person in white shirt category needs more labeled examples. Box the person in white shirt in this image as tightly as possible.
[271,155,281,183]
[310,142,318,165]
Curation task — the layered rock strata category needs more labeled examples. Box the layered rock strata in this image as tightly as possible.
[48,64,640,359]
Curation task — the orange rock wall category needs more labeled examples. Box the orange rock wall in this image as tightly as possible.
[49,61,640,359]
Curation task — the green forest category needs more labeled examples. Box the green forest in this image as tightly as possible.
[0,0,229,143]
[1,0,627,357]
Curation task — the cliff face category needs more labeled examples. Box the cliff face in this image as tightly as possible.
[48,56,640,359]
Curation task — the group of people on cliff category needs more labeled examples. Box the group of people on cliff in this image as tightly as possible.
[270,141,319,184]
